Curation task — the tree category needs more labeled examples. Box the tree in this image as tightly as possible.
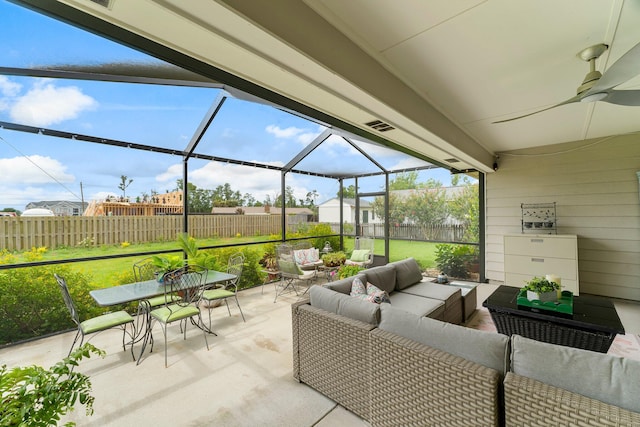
[338,184,357,199]
[176,179,214,213]
[212,183,241,207]
[449,181,479,242]
[404,187,449,227]
[118,175,133,198]
[371,193,407,225]
[389,171,419,190]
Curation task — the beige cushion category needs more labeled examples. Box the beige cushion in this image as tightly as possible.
[511,335,640,413]
[379,304,510,374]
[389,257,423,290]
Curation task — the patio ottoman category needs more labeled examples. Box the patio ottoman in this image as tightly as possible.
[398,282,463,324]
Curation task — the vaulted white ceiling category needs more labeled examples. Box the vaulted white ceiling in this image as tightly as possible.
[21,0,640,173]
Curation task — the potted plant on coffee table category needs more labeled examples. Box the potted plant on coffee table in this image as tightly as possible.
[523,276,561,302]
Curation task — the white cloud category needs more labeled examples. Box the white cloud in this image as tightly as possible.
[0,76,21,97]
[10,79,97,126]
[390,157,434,170]
[153,160,311,203]
[0,155,75,184]
[266,125,304,139]
[155,163,183,183]
[266,124,324,146]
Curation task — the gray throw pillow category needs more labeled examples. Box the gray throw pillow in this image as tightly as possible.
[363,265,396,294]
[379,304,509,374]
[390,257,423,290]
[511,335,640,413]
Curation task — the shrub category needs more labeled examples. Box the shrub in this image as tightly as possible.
[434,244,477,279]
[337,264,365,279]
[0,265,100,346]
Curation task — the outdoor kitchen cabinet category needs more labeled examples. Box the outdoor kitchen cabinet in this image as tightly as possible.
[504,234,579,295]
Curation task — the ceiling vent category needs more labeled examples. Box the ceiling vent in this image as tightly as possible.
[365,120,395,132]
[89,0,112,8]
[443,158,460,163]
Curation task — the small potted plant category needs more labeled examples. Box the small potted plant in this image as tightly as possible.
[322,251,346,267]
[523,276,561,302]
[150,254,184,282]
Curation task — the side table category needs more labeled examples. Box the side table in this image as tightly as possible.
[260,270,281,294]
[318,265,340,282]
[444,282,477,322]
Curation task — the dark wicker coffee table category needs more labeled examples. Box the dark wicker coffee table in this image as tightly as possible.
[483,285,625,353]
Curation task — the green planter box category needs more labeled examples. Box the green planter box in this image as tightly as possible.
[517,289,573,315]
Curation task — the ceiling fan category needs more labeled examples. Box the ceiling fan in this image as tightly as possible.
[493,41,640,123]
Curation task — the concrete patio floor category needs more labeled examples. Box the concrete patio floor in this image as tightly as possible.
[2,279,639,426]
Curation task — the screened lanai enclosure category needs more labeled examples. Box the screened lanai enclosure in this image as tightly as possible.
[0,0,482,344]
[0,0,484,344]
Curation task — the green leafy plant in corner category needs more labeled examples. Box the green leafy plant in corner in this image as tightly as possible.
[0,343,105,427]
[434,244,474,278]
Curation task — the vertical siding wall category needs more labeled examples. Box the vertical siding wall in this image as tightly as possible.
[486,134,640,301]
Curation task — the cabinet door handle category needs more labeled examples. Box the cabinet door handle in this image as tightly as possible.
[530,239,544,243]
[531,258,545,263]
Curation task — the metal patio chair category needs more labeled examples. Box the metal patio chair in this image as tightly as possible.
[148,265,209,367]
[201,253,246,329]
[55,273,135,359]
[345,236,375,268]
[274,243,316,302]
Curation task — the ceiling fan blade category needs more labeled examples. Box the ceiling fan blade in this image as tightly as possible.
[590,40,640,92]
[601,89,640,106]
[492,95,581,123]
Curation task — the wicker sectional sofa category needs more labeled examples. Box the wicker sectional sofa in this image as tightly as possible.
[292,266,640,426]
[323,257,465,325]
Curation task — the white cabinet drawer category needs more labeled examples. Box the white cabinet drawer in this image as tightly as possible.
[504,235,577,259]
[504,254,577,280]
[503,233,579,295]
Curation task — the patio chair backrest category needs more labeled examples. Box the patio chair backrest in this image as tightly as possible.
[226,253,244,290]
[276,243,293,260]
[133,257,158,281]
[355,236,374,252]
[293,241,312,251]
[163,265,205,307]
[54,274,80,327]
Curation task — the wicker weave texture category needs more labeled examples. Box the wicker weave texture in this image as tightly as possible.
[369,329,501,427]
[489,310,614,353]
[291,298,310,381]
[504,373,640,427]
[295,304,375,420]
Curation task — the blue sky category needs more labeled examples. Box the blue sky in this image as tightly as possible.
[0,0,453,212]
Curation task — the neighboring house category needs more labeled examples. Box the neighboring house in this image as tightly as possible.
[211,206,314,222]
[24,201,88,216]
[83,191,184,216]
[317,198,380,224]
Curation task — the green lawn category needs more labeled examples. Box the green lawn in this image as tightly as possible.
[7,236,438,288]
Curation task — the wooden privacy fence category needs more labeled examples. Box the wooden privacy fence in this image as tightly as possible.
[327,222,470,243]
[0,215,289,251]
